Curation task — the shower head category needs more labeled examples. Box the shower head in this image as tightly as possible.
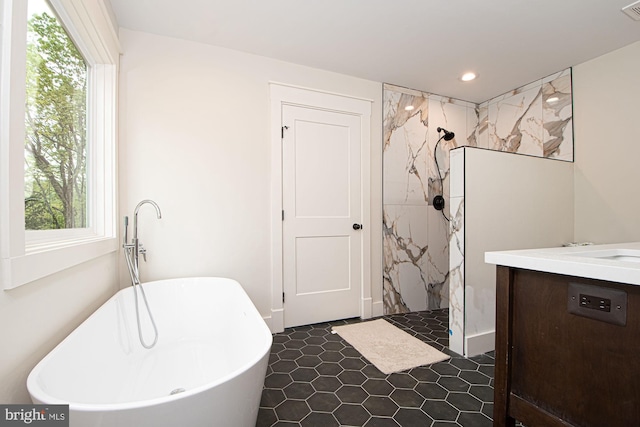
[437,127,455,141]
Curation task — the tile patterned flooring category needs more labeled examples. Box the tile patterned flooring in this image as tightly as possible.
[256,309,497,427]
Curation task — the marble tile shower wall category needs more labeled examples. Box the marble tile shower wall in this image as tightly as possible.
[383,84,477,314]
[383,69,573,315]
[474,68,573,160]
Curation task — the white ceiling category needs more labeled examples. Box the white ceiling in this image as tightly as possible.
[108,0,640,103]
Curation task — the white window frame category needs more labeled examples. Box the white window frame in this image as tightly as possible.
[0,0,120,289]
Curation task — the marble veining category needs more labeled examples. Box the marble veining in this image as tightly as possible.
[383,84,477,314]
[448,196,465,355]
[488,86,543,156]
[542,69,573,160]
[383,85,433,314]
[475,104,489,149]
[383,205,428,313]
[383,88,430,205]
[426,209,450,310]
[383,68,573,318]
[485,69,573,161]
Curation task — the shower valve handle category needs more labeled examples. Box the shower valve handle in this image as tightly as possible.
[139,243,147,262]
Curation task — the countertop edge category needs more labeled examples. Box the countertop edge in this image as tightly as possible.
[485,242,640,286]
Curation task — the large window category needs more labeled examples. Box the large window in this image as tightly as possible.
[25,0,88,230]
[0,0,119,289]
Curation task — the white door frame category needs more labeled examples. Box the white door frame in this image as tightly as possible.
[269,83,372,333]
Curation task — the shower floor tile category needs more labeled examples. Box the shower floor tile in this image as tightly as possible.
[256,309,514,427]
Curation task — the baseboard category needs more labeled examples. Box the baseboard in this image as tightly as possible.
[465,330,495,357]
[361,297,373,319]
[371,301,384,317]
[267,302,383,334]
[264,308,284,334]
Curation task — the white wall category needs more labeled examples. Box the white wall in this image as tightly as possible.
[450,147,574,356]
[0,254,117,403]
[118,29,383,323]
[0,0,120,404]
[573,41,640,244]
[465,148,574,328]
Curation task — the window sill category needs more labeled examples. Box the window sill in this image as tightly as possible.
[1,236,118,290]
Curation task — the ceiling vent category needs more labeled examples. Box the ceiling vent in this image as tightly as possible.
[622,1,640,21]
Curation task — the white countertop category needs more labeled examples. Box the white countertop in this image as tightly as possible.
[485,242,640,286]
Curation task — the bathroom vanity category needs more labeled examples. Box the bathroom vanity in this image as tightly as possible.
[485,243,640,427]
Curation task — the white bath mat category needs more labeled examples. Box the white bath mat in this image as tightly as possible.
[331,319,449,375]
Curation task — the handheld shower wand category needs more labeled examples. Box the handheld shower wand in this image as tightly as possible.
[433,127,455,221]
[123,200,162,349]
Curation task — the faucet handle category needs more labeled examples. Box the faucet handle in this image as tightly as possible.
[139,243,147,262]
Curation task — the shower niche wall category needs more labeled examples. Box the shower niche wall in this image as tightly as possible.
[383,68,573,316]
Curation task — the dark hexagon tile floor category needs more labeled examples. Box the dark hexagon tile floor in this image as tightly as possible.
[256,309,505,427]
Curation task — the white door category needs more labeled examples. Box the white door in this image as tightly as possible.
[282,104,362,328]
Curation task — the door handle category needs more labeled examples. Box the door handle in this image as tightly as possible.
[353,223,362,230]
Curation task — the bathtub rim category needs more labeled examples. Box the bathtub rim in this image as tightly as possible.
[27,276,273,412]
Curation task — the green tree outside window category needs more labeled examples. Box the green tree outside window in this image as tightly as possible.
[24,2,88,230]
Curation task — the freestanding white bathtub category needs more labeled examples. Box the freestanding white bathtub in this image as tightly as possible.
[27,277,272,427]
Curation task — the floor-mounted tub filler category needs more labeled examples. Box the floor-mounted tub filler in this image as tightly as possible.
[27,277,273,427]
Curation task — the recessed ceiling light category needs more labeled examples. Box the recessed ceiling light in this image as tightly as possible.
[405,105,415,111]
[461,72,477,82]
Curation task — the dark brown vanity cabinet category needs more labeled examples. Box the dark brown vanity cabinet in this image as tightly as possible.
[493,266,640,427]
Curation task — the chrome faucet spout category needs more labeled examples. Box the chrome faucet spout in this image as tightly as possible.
[122,199,162,349]
[134,199,162,239]
[132,199,162,277]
